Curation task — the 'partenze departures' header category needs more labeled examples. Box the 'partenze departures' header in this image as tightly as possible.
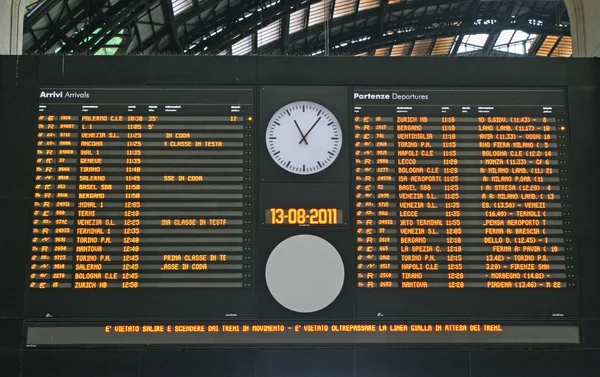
[353,92,429,100]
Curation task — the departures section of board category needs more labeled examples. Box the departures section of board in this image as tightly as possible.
[27,87,257,318]
[352,88,578,317]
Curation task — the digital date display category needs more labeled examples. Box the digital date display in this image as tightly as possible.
[266,208,343,225]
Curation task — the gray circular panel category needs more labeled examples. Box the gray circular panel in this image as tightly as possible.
[265,234,344,313]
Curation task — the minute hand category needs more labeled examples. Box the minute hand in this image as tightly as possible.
[299,116,321,144]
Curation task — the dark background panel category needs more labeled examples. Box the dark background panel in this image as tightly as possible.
[0,56,17,85]
[567,85,600,319]
[147,56,258,85]
[0,85,37,198]
[141,349,255,377]
[470,350,600,377]
[0,351,20,377]
[0,55,37,86]
[38,56,149,85]
[0,320,23,350]
[23,350,139,377]
[256,57,599,87]
[15,56,39,86]
[37,55,65,84]
[582,319,600,347]
[36,56,259,86]
[0,55,596,360]
[26,287,256,319]
[355,349,470,377]
[0,199,30,319]
[255,349,353,377]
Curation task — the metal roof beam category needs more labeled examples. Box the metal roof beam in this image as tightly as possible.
[449,0,479,56]
[172,0,262,53]
[296,10,563,55]
[46,12,81,53]
[527,34,545,56]
[338,25,493,55]
[24,0,63,28]
[185,0,322,54]
[88,0,151,54]
[132,0,221,53]
[546,35,562,56]
[77,0,149,52]
[281,13,290,54]
[25,0,93,52]
[162,0,184,52]
[481,0,515,56]
[450,34,463,56]
[286,0,467,46]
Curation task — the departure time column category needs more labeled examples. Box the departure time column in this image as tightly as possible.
[122,117,143,288]
[441,116,464,288]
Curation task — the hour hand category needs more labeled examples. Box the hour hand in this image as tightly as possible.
[294,120,308,145]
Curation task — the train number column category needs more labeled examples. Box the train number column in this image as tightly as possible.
[53,116,78,288]
[373,116,397,288]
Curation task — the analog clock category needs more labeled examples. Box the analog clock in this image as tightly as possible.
[266,101,342,175]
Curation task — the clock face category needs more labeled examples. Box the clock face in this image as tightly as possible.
[266,101,342,175]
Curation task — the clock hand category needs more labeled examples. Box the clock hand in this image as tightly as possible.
[294,120,308,145]
[298,117,321,144]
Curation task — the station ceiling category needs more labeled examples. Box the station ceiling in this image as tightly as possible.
[22,0,572,57]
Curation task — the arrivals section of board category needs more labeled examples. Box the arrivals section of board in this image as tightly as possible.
[30,88,255,290]
[352,88,576,292]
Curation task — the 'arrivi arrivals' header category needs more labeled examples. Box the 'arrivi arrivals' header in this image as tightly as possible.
[39,90,90,99]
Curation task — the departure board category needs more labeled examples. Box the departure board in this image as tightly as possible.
[352,88,577,317]
[25,85,580,345]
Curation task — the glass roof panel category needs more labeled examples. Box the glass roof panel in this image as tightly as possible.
[536,35,559,56]
[257,20,281,48]
[171,0,193,16]
[495,30,515,46]
[512,30,531,43]
[551,36,572,57]
[431,36,455,56]
[374,47,388,56]
[308,1,330,27]
[333,0,357,18]
[411,39,433,56]
[462,33,488,47]
[390,43,408,56]
[232,35,252,55]
[289,8,307,34]
[358,0,379,12]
